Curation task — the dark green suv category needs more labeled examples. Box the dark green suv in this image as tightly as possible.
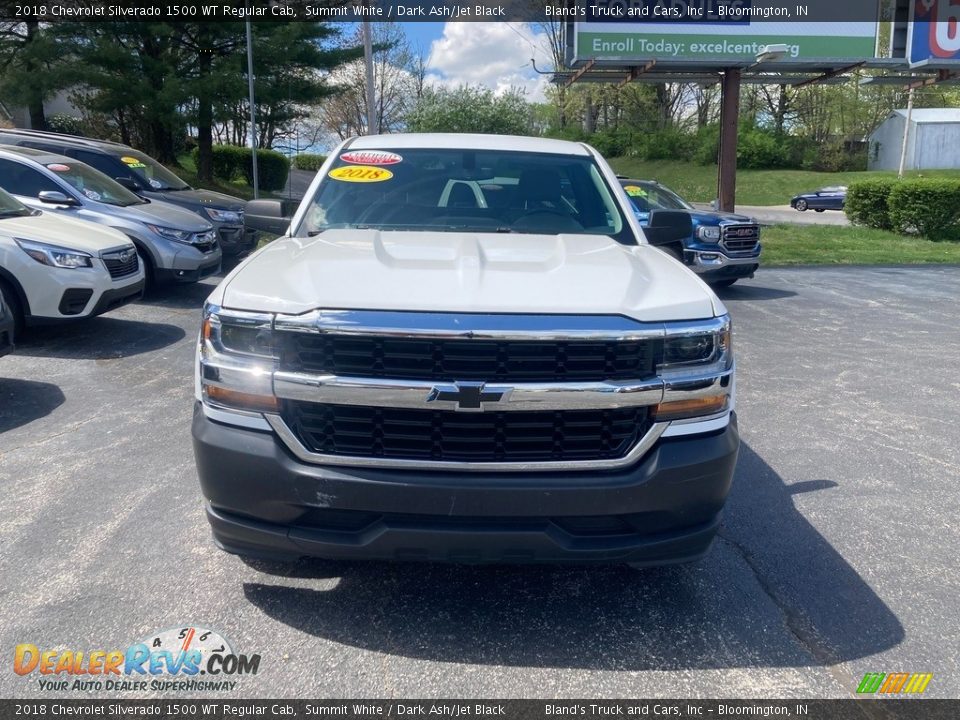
[0,129,255,256]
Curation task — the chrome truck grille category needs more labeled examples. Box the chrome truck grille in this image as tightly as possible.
[201,308,733,471]
[721,224,760,254]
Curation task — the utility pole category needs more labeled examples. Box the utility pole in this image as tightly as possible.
[362,19,377,135]
[245,17,259,199]
[898,86,915,180]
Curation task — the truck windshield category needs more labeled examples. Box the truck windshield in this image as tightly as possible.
[622,182,693,212]
[300,148,632,242]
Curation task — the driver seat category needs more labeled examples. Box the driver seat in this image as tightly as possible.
[515,167,563,211]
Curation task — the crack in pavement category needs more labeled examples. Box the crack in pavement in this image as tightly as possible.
[714,531,887,712]
[0,412,102,461]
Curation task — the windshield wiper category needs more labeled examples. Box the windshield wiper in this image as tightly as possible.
[0,210,30,218]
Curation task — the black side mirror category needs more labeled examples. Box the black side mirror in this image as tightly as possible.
[644,209,693,246]
[245,199,294,235]
[38,191,79,206]
[115,176,143,194]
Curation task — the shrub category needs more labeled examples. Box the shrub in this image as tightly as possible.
[192,145,290,191]
[588,129,629,158]
[240,148,290,192]
[845,179,898,230]
[292,153,327,171]
[46,114,84,135]
[641,128,695,161]
[692,125,720,165]
[887,179,960,241]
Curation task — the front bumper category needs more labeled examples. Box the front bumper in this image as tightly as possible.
[216,224,257,256]
[27,277,144,325]
[156,253,222,284]
[688,250,759,281]
[192,405,739,565]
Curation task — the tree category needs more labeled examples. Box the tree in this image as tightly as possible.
[405,85,533,135]
[0,21,69,129]
[316,22,424,141]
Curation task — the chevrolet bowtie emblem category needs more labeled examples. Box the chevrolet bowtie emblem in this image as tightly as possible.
[427,382,509,412]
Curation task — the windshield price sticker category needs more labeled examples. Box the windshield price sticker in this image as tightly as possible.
[623,185,646,197]
[339,150,403,166]
[329,165,394,183]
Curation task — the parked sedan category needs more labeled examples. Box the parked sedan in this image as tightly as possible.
[790,186,847,212]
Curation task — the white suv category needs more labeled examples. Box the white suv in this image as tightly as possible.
[0,186,144,340]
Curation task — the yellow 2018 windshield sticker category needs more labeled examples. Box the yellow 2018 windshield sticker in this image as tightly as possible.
[623,185,646,197]
[328,165,393,183]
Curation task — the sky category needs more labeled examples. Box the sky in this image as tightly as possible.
[347,22,554,102]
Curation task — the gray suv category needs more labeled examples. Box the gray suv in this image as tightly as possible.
[0,146,220,285]
[0,129,255,256]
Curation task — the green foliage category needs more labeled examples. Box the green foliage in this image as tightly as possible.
[291,153,327,171]
[887,180,960,241]
[192,145,290,192]
[45,114,84,135]
[762,223,960,265]
[405,86,533,136]
[845,179,898,230]
[241,148,290,192]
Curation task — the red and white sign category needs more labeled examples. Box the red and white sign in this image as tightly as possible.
[339,150,402,166]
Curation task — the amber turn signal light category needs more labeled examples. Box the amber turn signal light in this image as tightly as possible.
[205,386,279,413]
[652,395,728,422]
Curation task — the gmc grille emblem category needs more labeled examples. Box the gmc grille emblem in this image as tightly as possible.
[726,227,756,238]
[427,382,510,412]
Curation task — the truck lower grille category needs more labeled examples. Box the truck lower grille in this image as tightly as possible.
[280,335,657,382]
[282,401,651,464]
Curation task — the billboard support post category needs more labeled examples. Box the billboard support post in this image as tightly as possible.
[718,69,741,213]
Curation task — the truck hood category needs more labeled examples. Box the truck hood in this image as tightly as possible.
[148,188,245,212]
[219,230,719,322]
[688,209,754,225]
[0,210,132,253]
[113,198,213,232]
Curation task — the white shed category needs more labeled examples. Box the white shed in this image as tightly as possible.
[868,108,960,171]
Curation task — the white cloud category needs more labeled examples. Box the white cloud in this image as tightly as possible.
[425,23,553,102]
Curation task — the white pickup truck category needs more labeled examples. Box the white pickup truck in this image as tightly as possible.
[192,134,739,566]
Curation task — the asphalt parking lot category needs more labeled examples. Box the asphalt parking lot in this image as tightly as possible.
[1,266,958,699]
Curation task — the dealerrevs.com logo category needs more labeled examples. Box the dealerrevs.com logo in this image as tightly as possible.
[13,626,260,692]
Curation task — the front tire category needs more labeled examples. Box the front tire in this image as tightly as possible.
[815,208,825,213]
[657,244,683,262]
[795,199,808,212]
[0,280,25,343]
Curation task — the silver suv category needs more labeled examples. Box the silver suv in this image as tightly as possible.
[0,146,221,286]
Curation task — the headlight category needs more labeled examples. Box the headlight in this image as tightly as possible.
[145,224,192,242]
[15,238,92,269]
[654,316,733,422]
[204,207,242,224]
[200,304,279,414]
[696,226,721,242]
